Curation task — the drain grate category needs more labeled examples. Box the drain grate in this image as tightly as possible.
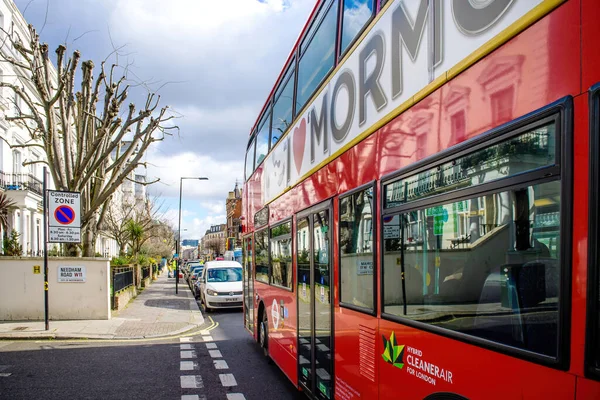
[12,327,28,331]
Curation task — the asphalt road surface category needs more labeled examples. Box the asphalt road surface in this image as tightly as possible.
[0,304,305,399]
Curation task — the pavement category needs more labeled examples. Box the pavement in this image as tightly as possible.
[0,271,205,340]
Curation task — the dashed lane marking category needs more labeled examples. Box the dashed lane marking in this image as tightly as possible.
[202,336,213,342]
[180,337,192,343]
[219,373,237,387]
[180,361,197,371]
[213,360,228,370]
[180,350,196,359]
[182,396,207,400]
[226,394,246,400]
[205,343,217,349]
[180,375,204,389]
[208,350,223,358]
[0,373,12,377]
[180,344,194,350]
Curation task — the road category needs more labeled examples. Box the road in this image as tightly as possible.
[0,303,304,399]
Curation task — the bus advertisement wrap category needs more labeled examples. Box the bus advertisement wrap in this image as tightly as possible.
[261,0,558,204]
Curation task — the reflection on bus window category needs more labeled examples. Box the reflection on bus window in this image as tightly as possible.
[297,1,338,111]
[270,221,293,289]
[255,112,271,169]
[340,0,374,54]
[384,124,556,209]
[245,138,255,180]
[340,186,374,310]
[383,181,561,358]
[255,229,269,283]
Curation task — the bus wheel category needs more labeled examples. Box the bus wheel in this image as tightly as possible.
[259,311,270,359]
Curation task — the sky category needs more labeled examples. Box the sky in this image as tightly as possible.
[14,0,315,240]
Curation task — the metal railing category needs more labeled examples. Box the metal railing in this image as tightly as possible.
[0,172,43,195]
[111,266,134,309]
[141,266,150,280]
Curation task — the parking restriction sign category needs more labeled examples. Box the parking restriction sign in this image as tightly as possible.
[48,190,81,243]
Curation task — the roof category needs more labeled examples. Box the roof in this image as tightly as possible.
[204,260,242,269]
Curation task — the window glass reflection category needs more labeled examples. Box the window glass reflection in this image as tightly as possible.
[340,187,374,309]
[272,67,295,146]
[382,181,561,358]
[297,1,338,111]
[341,0,374,54]
[255,112,271,169]
[255,229,269,283]
[270,221,293,288]
[385,123,556,209]
[245,138,255,180]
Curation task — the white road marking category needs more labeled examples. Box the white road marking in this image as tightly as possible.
[180,344,194,350]
[202,335,214,342]
[181,395,207,400]
[226,394,246,400]
[180,361,197,371]
[200,330,210,336]
[180,375,204,389]
[0,373,12,377]
[209,350,223,358]
[205,343,217,349]
[219,373,238,387]
[180,351,196,359]
[213,360,228,369]
[180,337,192,343]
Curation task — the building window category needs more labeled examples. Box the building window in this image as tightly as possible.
[340,0,374,55]
[270,221,292,289]
[339,186,375,311]
[13,149,21,175]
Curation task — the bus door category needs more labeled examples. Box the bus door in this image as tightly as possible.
[243,235,254,334]
[296,202,333,400]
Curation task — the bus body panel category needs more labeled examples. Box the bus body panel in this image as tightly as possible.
[575,377,600,400]
[255,281,299,386]
[378,319,576,399]
[333,306,379,400]
[582,0,600,91]
[571,93,590,377]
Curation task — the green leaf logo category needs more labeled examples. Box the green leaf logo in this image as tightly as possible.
[382,331,405,369]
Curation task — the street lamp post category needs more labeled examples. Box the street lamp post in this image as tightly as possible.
[176,176,208,294]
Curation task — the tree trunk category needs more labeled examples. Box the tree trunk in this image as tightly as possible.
[82,224,96,257]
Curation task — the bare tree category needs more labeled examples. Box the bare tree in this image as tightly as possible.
[0,24,176,256]
[142,220,175,259]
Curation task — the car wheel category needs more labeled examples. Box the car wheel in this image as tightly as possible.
[259,310,270,360]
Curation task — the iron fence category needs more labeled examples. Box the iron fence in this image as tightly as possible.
[111,266,134,309]
[141,266,150,280]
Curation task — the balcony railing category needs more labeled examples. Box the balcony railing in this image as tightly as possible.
[0,172,43,195]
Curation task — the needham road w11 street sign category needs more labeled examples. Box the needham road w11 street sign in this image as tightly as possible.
[48,190,81,243]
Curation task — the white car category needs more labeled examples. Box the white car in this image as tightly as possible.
[199,261,243,312]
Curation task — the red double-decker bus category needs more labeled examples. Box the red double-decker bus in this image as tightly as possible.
[241,0,600,398]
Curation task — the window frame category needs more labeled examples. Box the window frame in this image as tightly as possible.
[269,218,294,291]
[586,83,600,380]
[338,181,377,316]
[254,227,271,285]
[338,0,376,61]
[379,97,573,370]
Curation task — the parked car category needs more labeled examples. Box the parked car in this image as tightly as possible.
[198,261,243,312]
[187,265,204,288]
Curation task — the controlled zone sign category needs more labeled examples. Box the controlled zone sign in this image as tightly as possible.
[48,190,81,243]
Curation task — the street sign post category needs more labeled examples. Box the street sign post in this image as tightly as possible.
[48,190,81,243]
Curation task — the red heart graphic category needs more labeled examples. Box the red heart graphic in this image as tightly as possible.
[293,118,306,174]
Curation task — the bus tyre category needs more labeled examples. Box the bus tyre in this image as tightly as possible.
[260,311,271,362]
